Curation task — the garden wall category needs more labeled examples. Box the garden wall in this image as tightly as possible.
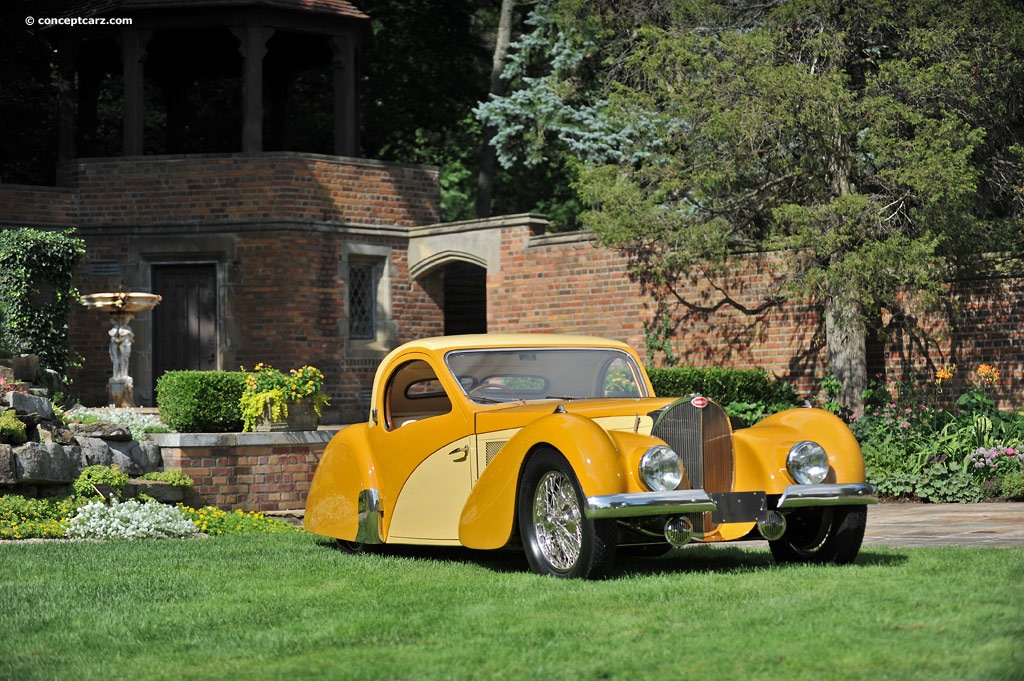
[150,430,338,512]
[488,222,1023,407]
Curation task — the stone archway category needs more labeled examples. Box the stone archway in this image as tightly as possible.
[407,214,549,336]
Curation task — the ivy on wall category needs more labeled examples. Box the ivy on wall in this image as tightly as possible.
[0,228,85,374]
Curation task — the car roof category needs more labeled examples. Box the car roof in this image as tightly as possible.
[394,334,635,354]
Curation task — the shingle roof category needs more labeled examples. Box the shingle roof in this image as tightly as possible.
[64,0,368,20]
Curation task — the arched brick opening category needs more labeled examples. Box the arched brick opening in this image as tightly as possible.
[442,261,487,335]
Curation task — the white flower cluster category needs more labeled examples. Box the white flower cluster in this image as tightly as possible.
[66,499,199,540]
[67,407,165,441]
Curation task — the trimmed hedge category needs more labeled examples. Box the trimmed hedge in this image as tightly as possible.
[156,371,246,433]
[648,365,799,407]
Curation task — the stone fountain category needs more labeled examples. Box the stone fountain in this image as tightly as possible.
[80,291,162,407]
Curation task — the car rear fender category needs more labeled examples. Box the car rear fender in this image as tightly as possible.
[459,412,627,550]
[304,424,380,541]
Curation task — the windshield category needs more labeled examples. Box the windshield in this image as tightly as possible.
[445,347,648,404]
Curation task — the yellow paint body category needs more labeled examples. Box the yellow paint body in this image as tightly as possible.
[304,334,869,551]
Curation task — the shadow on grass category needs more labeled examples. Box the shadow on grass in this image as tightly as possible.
[312,536,908,578]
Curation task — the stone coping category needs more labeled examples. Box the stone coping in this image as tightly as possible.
[147,429,342,448]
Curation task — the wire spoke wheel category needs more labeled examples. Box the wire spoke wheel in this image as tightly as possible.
[532,470,583,571]
[518,448,617,579]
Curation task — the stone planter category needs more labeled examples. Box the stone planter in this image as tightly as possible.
[254,399,319,432]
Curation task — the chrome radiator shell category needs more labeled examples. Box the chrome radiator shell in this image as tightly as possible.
[651,396,735,535]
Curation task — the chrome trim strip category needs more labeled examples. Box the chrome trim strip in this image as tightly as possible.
[777,483,878,509]
[585,490,717,519]
[354,488,384,544]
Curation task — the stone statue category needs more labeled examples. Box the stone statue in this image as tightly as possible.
[108,321,134,379]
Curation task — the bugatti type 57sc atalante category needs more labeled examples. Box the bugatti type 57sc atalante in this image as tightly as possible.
[305,334,876,578]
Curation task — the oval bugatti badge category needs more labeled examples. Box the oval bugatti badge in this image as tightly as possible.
[691,396,708,409]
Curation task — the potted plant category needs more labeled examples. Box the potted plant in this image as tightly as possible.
[239,363,330,432]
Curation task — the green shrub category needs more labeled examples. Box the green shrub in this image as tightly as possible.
[179,505,299,535]
[0,409,27,445]
[72,465,130,499]
[141,470,194,488]
[0,494,85,539]
[156,371,246,432]
[998,471,1024,500]
[648,365,800,425]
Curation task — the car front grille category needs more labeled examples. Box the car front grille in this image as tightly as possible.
[651,397,734,535]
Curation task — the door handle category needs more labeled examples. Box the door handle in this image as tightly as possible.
[449,445,469,462]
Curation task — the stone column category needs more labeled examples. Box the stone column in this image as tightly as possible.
[121,28,152,156]
[331,34,358,157]
[57,38,78,169]
[233,24,273,153]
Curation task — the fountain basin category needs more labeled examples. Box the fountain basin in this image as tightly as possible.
[80,292,162,313]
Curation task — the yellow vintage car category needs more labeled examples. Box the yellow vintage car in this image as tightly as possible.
[305,334,876,578]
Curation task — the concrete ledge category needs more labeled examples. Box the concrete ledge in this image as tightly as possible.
[147,429,341,448]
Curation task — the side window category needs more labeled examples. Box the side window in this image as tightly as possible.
[602,357,641,397]
[384,360,453,431]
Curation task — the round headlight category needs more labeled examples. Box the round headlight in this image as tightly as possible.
[787,440,830,484]
[639,445,682,492]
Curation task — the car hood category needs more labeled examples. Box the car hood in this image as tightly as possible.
[474,397,677,433]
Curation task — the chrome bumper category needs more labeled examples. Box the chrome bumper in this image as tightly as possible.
[585,490,717,519]
[585,483,876,520]
[776,482,877,508]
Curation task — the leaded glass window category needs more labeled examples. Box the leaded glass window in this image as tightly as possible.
[349,263,376,339]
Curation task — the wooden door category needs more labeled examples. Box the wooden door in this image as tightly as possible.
[152,264,218,380]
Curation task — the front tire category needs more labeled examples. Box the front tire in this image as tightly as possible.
[518,449,617,579]
[769,505,867,565]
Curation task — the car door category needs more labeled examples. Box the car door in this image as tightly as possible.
[369,354,474,544]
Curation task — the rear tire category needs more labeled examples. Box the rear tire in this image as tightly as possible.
[769,506,867,565]
[335,539,366,554]
[518,449,617,578]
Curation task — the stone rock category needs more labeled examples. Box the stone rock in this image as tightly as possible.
[37,422,77,446]
[13,442,78,483]
[69,421,132,442]
[0,444,15,484]
[0,354,39,383]
[126,479,184,503]
[77,437,115,467]
[138,441,163,471]
[107,440,157,476]
[7,392,54,421]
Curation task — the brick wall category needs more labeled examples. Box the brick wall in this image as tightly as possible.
[45,152,441,414]
[488,222,1023,406]
[155,431,333,512]
[0,185,77,225]
[71,153,439,227]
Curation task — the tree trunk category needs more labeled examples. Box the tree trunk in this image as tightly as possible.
[476,0,516,219]
[824,291,867,420]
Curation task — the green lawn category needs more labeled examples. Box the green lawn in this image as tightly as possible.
[1,534,1021,681]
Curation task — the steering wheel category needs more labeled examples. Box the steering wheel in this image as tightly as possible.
[469,383,519,402]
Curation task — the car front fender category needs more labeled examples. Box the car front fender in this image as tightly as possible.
[304,424,380,541]
[732,408,865,494]
[459,412,630,550]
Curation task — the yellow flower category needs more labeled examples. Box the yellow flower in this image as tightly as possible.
[935,363,955,387]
